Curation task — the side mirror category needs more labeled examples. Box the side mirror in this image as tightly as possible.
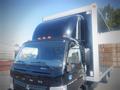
[70,42,76,48]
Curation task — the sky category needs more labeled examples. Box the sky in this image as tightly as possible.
[0,0,119,52]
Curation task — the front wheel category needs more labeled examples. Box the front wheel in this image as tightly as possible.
[79,84,94,90]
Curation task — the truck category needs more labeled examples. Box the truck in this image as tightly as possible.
[10,3,113,90]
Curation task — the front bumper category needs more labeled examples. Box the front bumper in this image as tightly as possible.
[9,78,67,90]
[50,85,67,90]
[9,86,67,90]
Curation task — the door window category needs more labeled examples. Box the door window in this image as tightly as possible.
[67,46,81,64]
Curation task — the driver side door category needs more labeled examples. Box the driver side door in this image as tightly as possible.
[67,45,84,90]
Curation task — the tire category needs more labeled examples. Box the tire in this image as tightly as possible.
[80,84,94,90]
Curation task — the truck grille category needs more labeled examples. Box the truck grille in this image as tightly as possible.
[14,79,48,90]
[12,71,53,86]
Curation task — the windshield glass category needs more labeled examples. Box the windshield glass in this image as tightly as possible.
[16,41,66,67]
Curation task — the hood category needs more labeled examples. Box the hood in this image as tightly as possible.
[12,63,63,78]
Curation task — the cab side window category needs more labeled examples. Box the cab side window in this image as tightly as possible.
[67,46,81,64]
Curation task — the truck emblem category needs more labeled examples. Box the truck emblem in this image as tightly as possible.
[40,67,47,70]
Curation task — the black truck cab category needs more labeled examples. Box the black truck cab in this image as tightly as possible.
[10,15,87,90]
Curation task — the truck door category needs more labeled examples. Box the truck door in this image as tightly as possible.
[67,45,84,90]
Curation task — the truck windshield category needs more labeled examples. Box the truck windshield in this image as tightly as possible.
[16,41,66,67]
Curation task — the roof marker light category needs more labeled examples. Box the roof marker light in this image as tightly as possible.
[42,36,46,40]
[48,36,52,39]
[38,37,41,40]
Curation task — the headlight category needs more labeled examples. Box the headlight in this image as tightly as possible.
[50,85,67,90]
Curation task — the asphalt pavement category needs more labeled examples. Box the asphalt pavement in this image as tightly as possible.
[0,71,11,90]
[94,68,120,90]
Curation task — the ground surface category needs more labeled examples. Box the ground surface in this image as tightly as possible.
[94,68,120,90]
[0,68,120,90]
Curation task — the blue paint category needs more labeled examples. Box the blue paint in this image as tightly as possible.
[68,74,72,80]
